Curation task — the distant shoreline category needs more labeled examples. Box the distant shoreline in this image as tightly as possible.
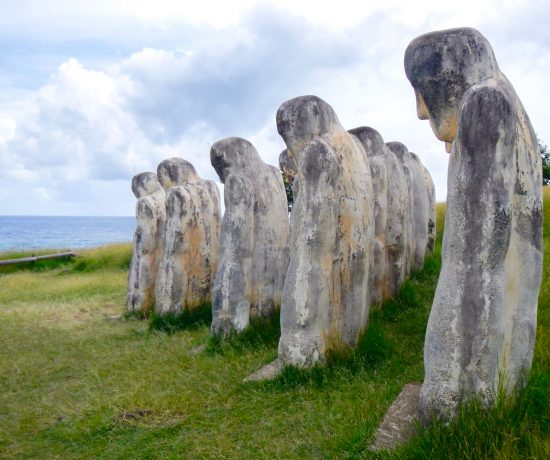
[0,216,135,252]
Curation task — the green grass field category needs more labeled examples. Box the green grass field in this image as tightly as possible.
[0,189,549,459]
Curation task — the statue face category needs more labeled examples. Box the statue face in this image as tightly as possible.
[132,172,163,198]
[157,158,198,190]
[210,137,259,183]
[414,85,459,145]
[348,126,386,157]
[386,141,410,164]
[276,96,340,158]
[405,28,499,153]
[276,105,316,157]
[210,144,231,183]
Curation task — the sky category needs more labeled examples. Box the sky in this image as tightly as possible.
[0,0,548,216]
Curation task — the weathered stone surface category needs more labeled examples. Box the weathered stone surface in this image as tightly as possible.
[349,128,386,305]
[279,148,298,186]
[244,359,283,382]
[411,152,436,253]
[387,141,429,272]
[370,383,421,451]
[210,137,290,336]
[350,127,411,301]
[405,27,543,421]
[127,172,166,314]
[155,158,221,315]
[275,95,374,367]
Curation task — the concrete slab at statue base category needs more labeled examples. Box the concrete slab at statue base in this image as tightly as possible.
[370,383,421,451]
[244,359,283,382]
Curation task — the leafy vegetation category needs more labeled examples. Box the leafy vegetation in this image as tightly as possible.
[283,173,294,212]
[540,137,550,186]
[0,194,548,458]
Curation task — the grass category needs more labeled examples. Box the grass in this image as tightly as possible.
[149,303,213,333]
[206,310,282,355]
[0,190,548,459]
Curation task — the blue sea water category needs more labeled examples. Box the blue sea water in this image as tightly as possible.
[0,216,136,251]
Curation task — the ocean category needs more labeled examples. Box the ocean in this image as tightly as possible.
[0,216,136,252]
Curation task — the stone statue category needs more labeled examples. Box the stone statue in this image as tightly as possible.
[279,148,298,187]
[210,137,289,336]
[276,96,374,367]
[155,158,221,315]
[350,127,411,301]
[405,27,543,421]
[279,149,297,213]
[387,141,430,272]
[411,152,436,253]
[127,172,166,314]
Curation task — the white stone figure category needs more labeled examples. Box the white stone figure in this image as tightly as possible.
[411,152,436,253]
[210,137,290,336]
[276,96,375,367]
[349,127,388,304]
[155,158,221,315]
[350,127,411,301]
[405,27,543,421]
[387,141,429,272]
[127,172,166,314]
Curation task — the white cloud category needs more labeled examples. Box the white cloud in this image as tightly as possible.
[0,0,549,215]
[0,116,16,146]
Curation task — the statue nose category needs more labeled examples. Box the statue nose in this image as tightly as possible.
[416,92,430,120]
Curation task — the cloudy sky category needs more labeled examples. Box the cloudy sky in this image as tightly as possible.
[0,0,548,215]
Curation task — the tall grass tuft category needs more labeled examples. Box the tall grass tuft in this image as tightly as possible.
[207,309,281,354]
[543,186,550,238]
[149,303,212,333]
[71,243,132,272]
[397,369,550,459]
[0,243,132,276]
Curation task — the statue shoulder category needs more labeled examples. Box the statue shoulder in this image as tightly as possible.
[224,173,253,207]
[201,179,221,202]
[136,195,160,219]
[165,185,193,208]
[301,138,339,180]
[459,83,517,149]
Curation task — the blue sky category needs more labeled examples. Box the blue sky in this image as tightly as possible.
[0,0,549,215]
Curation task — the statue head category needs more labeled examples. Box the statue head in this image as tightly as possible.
[386,141,410,164]
[131,172,164,199]
[156,157,199,190]
[404,27,499,147]
[409,152,421,162]
[348,126,386,157]
[210,136,261,183]
[276,95,342,157]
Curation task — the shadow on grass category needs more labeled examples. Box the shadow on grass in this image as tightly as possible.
[148,303,212,334]
[259,312,394,391]
[397,369,550,459]
[258,251,442,392]
[206,310,281,355]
